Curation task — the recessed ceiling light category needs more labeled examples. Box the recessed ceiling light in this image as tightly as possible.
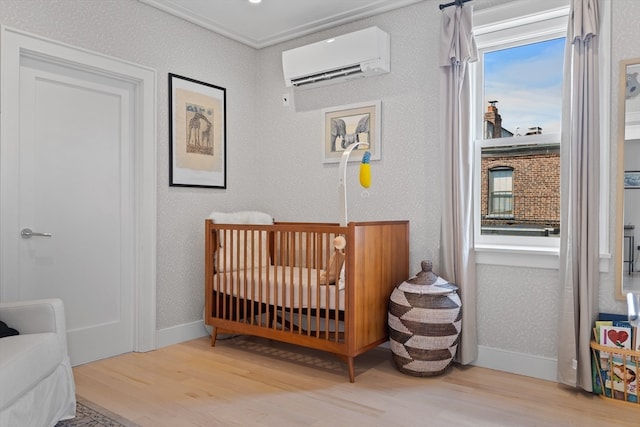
[249,0,262,4]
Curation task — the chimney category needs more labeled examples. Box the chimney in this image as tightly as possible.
[484,100,502,139]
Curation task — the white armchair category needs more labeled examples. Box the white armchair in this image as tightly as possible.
[0,298,76,427]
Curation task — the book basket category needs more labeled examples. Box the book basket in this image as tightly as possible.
[590,341,640,404]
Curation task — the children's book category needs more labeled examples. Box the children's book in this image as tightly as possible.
[603,356,638,399]
[595,320,613,341]
[613,320,633,329]
[635,329,640,354]
[599,313,628,322]
[592,353,604,395]
[599,325,633,360]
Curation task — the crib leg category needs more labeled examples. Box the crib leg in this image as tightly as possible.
[347,357,355,383]
[335,354,356,382]
[211,328,218,347]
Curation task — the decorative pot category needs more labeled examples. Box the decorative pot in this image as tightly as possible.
[388,260,461,376]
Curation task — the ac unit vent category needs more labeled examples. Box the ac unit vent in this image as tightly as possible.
[282,27,390,90]
[291,65,363,87]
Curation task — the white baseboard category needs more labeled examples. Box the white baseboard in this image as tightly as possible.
[156,319,209,349]
[154,325,558,382]
[473,345,558,382]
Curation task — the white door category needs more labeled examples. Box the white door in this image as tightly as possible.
[1,27,157,365]
[19,63,134,365]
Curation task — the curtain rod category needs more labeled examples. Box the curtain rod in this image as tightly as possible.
[439,0,472,10]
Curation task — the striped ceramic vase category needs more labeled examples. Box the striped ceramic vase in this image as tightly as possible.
[388,260,461,376]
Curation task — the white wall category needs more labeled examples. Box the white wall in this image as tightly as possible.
[1,0,639,381]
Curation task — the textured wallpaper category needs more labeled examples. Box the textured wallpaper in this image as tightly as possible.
[0,0,637,362]
[477,264,560,355]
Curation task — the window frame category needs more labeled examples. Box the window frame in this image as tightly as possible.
[471,1,569,268]
[471,0,611,271]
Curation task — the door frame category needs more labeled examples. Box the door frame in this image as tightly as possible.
[0,26,157,352]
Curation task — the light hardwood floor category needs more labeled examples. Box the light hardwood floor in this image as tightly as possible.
[72,336,640,426]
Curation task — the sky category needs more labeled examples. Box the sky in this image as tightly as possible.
[483,37,565,136]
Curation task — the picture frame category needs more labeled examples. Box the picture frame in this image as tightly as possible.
[169,73,226,188]
[322,100,381,164]
[624,171,640,189]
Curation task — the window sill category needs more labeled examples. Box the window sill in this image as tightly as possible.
[475,244,611,272]
[475,244,559,269]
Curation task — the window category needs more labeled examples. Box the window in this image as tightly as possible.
[472,1,569,259]
[478,36,564,240]
[487,167,513,218]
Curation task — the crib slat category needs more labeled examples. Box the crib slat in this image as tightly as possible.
[256,230,261,325]
[314,235,321,338]
[323,232,330,340]
[221,229,228,321]
[295,231,301,334]
[241,230,247,323]
[287,231,294,332]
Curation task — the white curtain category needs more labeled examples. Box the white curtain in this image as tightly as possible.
[558,0,600,390]
[439,3,478,365]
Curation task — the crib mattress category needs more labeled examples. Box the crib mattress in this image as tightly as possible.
[212,266,345,310]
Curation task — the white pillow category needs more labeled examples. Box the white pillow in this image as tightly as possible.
[208,210,273,225]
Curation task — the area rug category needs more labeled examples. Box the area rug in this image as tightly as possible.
[55,397,140,427]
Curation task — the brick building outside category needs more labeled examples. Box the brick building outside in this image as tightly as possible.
[481,102,560,237]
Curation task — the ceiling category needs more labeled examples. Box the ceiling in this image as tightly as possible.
[138,0,427,49]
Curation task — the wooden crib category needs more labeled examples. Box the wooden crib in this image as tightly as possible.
[204,219,409,382]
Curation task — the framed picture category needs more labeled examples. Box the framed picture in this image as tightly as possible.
[625,171,640,189]
[322,100,381,164]
[169,73,226,188]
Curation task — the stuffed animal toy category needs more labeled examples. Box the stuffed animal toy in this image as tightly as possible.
[319,249,344,285]
[627,72,639,99]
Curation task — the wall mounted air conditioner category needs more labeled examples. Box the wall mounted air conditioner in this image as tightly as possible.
[282,26,390,89]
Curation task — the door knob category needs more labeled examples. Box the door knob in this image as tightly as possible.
[20,228,52,239]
